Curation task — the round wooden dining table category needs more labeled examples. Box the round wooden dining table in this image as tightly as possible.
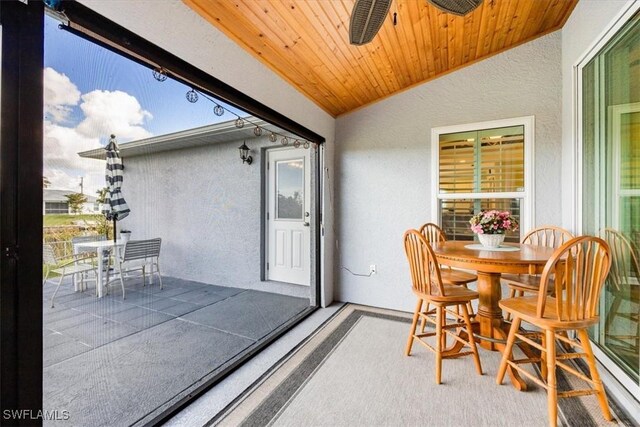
[431,240,558,390]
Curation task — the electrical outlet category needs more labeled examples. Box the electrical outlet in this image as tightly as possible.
[369,264,377,275]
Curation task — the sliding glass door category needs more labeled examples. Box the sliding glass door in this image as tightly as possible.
[582,12,639,387]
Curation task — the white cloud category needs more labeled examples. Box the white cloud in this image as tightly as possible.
[44,67,81,123]
[76,90,153,141]
[44,122,101,169]
[43,69,153,195]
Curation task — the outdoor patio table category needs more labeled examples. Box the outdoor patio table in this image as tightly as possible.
[73,239,126,298]
[430,240,558,391]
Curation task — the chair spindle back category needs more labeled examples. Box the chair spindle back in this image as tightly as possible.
[602,228,640,291]
[523,226,574,249]
[419,223,447,244]
[403,229,445,297]
[537,236,611,322]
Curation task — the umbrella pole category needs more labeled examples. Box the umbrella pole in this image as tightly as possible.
[113,218,117,243]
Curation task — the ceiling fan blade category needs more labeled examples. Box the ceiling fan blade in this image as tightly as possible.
[427,0,483,16]
[349,0,393,46]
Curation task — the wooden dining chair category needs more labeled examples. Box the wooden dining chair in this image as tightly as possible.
[602,228,639,355]
[403,229,483,384]
[502,226,574,320]
[497,236,613,427]
[419,223,477,319]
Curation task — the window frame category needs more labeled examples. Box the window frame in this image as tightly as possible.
[430,116,535,236]
[573,1,640,402]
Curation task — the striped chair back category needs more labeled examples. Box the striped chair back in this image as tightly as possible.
[418,223,447,244]
[43,244,58,265]
[122,238,161,261]
[602,228,640,291]
[403,229,445,297]
[537,236,611,322]
[522,226,574,249]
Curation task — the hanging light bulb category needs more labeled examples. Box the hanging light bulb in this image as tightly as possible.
[213,104,224,116]
[254,126,263,136]
[235,118,244,128]
[281,136,289,146]
[303,141,310,149]
[293,140,301,148]
[186,89,198,103]
[152,68,168,82]
[269,133,277,142]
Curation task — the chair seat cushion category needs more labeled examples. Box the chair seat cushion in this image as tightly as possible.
[441,269,477,285]
[501,274,554,294]
[500,296,598,329]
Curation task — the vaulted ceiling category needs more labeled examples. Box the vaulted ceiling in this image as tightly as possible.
[183,0,578,117]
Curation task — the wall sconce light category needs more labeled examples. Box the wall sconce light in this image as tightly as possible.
[239,141,252,165]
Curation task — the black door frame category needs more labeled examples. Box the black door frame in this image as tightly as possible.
[0,1,45,425]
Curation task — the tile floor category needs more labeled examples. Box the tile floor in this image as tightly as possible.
[42,275,310,426]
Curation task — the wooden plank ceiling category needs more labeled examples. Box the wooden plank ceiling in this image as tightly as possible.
[183,0,578,117]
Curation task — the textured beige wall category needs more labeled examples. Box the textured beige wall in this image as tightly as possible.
[335,32,563,311]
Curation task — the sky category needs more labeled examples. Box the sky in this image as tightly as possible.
[43,14,247,195]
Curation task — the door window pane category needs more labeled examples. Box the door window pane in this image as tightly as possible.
[582,13,640,383]
[276,159,304,220]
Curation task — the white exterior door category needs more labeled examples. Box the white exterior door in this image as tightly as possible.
[266,147,311,286]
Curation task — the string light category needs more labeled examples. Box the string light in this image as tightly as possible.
[152,67,316,150]
[185,89,198,103]
[213,104,224,116]
[152,68,168,82]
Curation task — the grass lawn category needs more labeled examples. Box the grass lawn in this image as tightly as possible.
[44,214,101,227]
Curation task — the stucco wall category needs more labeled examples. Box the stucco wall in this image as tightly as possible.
[79,0,335,305]
[560,0,633,232]
[334,32,563,311]
[118,138,317,300]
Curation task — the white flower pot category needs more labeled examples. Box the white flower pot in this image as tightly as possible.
[120,232,131,242]
[478,233,505,248]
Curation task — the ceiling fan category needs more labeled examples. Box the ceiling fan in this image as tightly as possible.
[349,0,483,46]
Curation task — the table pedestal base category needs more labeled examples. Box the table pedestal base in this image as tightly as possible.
[443,271,538,391]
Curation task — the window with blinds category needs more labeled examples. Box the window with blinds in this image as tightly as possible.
[439,126,524,194]
[433,121,531,242]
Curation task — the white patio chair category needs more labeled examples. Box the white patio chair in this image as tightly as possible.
[106,238,163,299]
[43,244,98,308]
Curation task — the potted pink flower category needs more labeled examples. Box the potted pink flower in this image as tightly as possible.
[469,210,519,248]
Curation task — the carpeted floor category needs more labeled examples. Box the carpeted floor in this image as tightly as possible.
[42,276,310,426]
[214,305,629,427]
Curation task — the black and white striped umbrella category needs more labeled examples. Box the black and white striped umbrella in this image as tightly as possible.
[103,135,129,240]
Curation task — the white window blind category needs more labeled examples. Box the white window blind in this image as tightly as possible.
[431,118,534,241]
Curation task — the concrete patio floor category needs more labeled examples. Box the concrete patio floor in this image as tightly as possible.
[42,275,310,426]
